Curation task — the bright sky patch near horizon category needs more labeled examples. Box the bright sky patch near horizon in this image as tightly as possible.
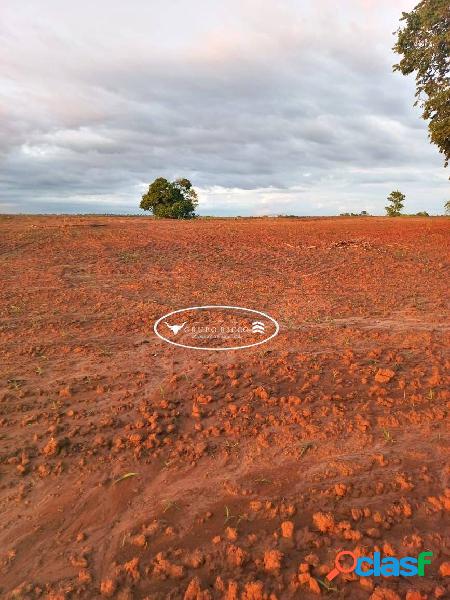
[0,0,448,215]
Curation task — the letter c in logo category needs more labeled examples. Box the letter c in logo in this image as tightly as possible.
[355,557,374,577]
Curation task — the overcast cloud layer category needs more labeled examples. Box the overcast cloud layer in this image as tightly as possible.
[0,0,448,215]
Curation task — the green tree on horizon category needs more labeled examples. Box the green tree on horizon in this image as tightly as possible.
[386,190,405,216]
[140,177,198,219]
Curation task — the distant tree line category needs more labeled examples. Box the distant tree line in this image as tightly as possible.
[139,180,447,218]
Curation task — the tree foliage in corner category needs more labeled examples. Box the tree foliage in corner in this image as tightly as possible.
[140,177,198,218]
[386,190,405,216]
[393,0,450,168]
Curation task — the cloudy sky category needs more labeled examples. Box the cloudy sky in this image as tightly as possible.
[0,0,448,215]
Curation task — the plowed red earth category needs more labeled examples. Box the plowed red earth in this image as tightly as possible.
[0,215,449,600]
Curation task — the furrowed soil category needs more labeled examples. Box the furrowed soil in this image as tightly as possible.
[0,215,449,600]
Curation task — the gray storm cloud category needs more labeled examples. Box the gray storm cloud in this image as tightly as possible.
[0,0,447,214]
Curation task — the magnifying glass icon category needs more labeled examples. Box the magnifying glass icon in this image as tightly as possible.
[326,550,357,581]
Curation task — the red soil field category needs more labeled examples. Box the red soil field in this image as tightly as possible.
[0,215,449,600]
